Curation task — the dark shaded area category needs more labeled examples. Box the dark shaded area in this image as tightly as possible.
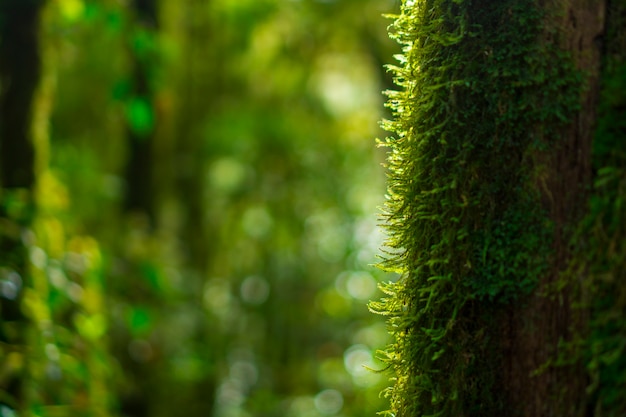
[0,0,44,411]
[500,1,606,416]
[0,0,43,188]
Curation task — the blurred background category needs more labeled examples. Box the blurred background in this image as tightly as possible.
[0,0,400,416]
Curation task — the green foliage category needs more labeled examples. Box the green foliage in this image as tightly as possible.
[2,0,399,416]
[0,177,115,416]
[125,97,155,137]
[372,0,581,415]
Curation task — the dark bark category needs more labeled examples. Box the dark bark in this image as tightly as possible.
[499,1,606,415]
[118,3,160,415]
[124,117,155,224]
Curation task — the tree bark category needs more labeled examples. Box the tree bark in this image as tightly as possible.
[500,2,606,416]
[0,0,44,188]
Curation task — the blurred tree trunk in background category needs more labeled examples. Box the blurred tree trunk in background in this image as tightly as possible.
[114,1,221,415]
[123,0,159,224]
[0,0,43,188]
[168,1,218,413]
[116,2,162,416]
[173,0,214,274]
[0,0,45,411]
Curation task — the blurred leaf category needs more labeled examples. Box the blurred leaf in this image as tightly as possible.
[125,97,154,137]
[128,307,152,336]
[112,79,131,101]
[58,0,85,22]
[74,313,106,340]
[140,262,162,291]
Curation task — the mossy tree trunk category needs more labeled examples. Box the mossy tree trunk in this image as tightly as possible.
[500,1,605,415]
[373,0,622,416]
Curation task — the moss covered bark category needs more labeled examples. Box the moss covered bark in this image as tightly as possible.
[372,0,610,415]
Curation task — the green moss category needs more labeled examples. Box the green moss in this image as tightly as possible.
[467,190,552,301]
[371,0,581,415]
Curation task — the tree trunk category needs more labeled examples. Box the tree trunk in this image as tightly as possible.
[374,1,614,416]
[123,0,159,225]
[500,1,606,416]
[0,0,45,411]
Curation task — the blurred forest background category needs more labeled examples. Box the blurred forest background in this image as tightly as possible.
[0,0,401,416]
